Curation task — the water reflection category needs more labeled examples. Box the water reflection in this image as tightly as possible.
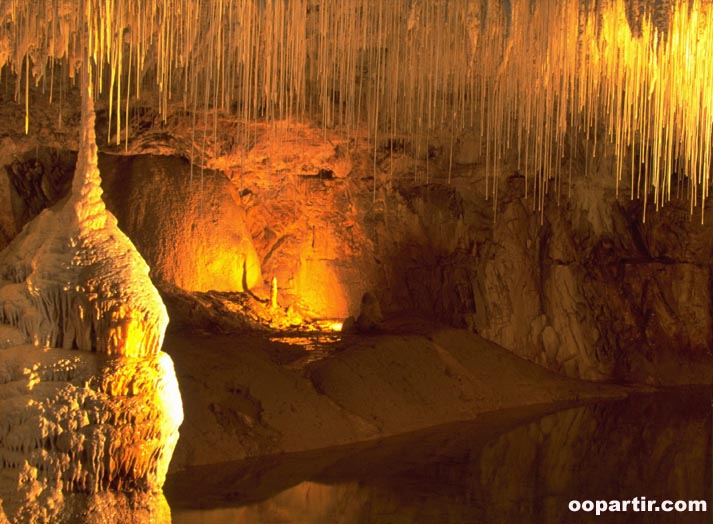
[166,390,712,524]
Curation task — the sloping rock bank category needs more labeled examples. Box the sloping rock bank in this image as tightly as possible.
[165,389,712,524]
[166,321,629,470]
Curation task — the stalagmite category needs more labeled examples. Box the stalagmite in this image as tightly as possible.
[0,90,168,357]
[0,8,182,521]
[271,276,279,310]
[0,55,168,357]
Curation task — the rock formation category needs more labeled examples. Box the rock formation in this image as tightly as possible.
[0,66,182,523]
[0,94,167,357]
[0,0,710,391]
[356,292,383,333]
[99,155,262,294]
[0,344,181,523]
[373,171,713,383]
[0,149,263,296]
[3,122,712,386]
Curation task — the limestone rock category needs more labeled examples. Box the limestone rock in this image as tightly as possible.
[0,146,75,251]
[0,139,18,252]
[0,72,182,523]
[356,292,383,333]
[0,325,25,349]
[99,155,262,294]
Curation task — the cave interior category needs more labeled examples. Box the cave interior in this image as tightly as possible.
[0,1,712,523]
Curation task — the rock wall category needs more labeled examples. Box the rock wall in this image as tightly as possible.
[0,151,262,294]
[234,126,375,320]
[167,391,711,524]
[367,165,713,383]
[1,127,711,384]
[99,155,262,293]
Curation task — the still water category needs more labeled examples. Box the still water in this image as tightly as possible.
[165,390,712,524]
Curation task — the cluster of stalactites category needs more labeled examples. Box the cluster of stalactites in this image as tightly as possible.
[1,0,712,219]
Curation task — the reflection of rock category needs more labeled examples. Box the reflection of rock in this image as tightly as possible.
[168,393,710,524]
[475,394,710,523]
[0,76,182,522]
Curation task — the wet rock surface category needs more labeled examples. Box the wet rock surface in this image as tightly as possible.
[165,321,628,470]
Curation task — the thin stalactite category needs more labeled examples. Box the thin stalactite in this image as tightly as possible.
[1,0,712,219]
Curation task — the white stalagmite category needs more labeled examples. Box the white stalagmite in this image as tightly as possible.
[0,64,168,357]
[0,16,181,522]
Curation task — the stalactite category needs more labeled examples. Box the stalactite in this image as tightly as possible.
[1,0,712,217]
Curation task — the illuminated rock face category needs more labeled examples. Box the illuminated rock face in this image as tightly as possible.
[99,155,262,294]
[4,0,713,218]
[0,150,262,297]
[0,74,182,522]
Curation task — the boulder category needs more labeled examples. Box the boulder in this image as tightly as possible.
[356,291,383,332]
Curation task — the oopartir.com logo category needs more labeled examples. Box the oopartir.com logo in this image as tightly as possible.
[569,497,707,516]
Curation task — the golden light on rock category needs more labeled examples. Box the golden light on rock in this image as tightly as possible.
[2,0,713,219]
[2,0,713,521]
[294,257,350,320]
